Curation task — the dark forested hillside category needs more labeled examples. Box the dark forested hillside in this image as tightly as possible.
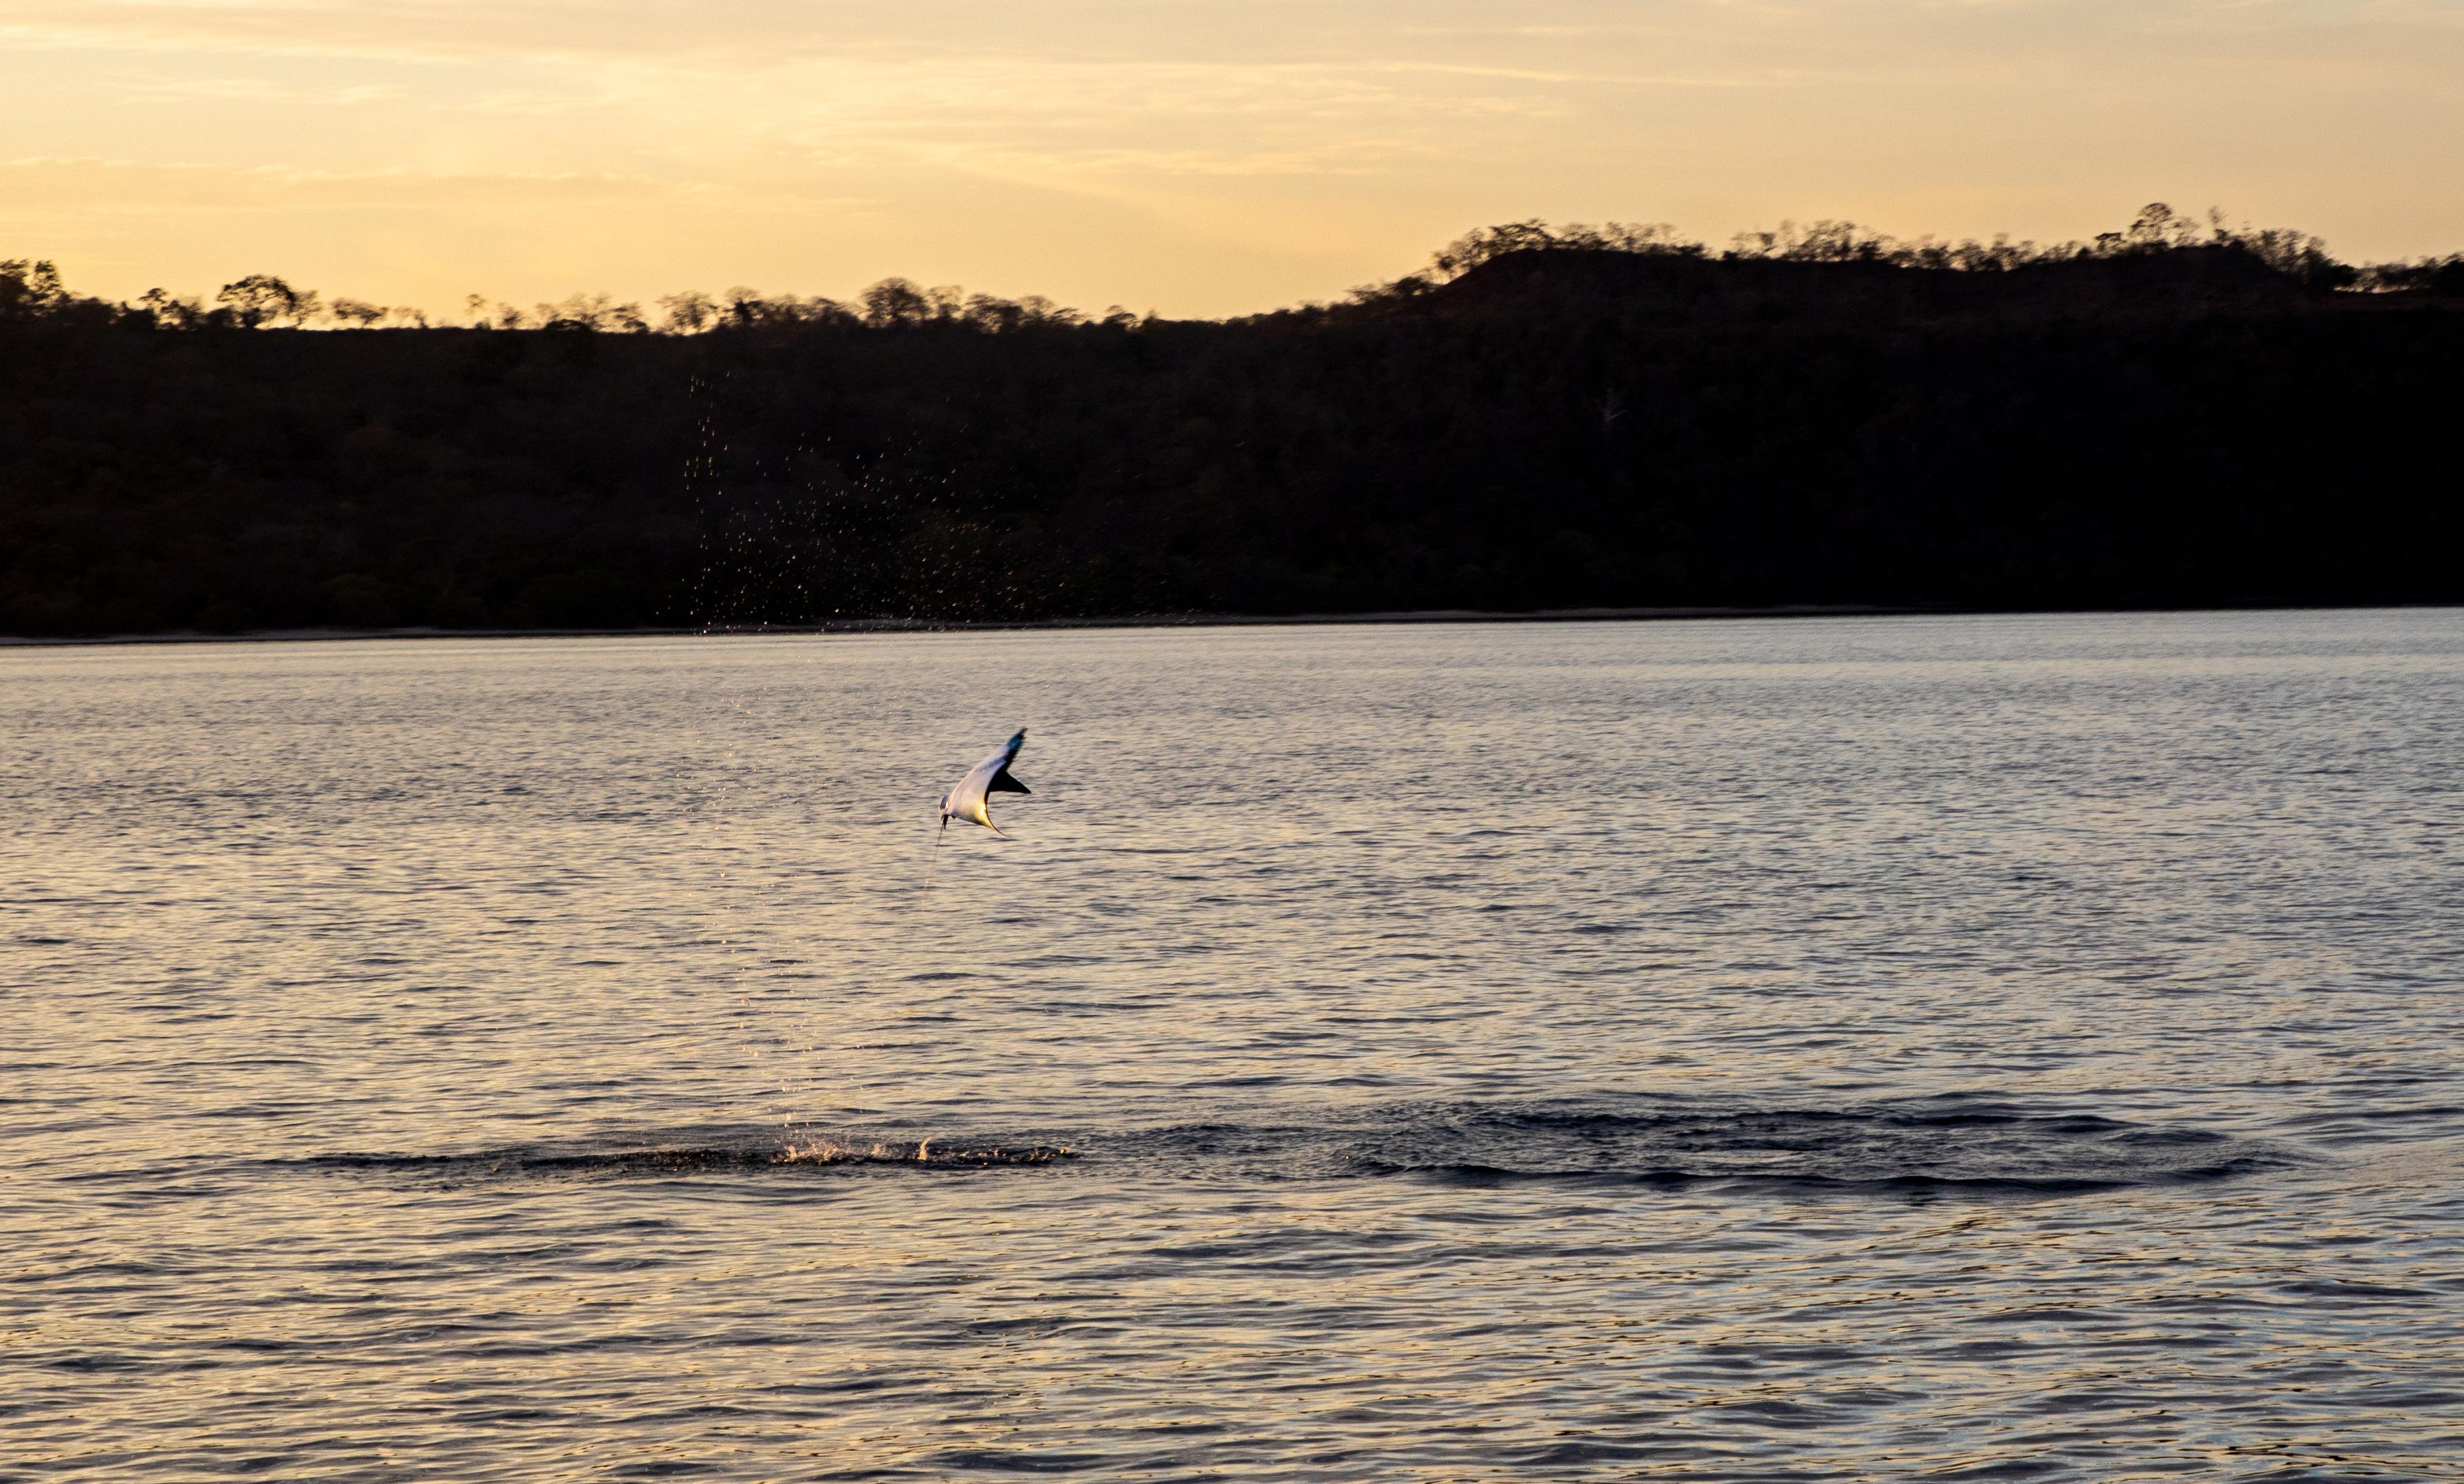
[4,226,2461,636]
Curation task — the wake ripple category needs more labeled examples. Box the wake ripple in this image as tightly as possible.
[296,1096,2309,1197]
[1208,1098,2306,1193]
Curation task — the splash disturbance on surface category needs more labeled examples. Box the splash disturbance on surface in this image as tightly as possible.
[303,1099,2300,1194]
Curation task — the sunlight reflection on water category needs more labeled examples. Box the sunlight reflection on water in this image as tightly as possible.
[4,610,2462,1479]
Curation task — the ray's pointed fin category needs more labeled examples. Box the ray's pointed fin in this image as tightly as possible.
[989,769,1032,796]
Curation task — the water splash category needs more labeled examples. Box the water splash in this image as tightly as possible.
[780,1136,1074,1167]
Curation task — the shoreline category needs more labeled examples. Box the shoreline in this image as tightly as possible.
[0,599,2448,649]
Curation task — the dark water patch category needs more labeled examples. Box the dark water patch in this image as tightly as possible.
[44,1352,153,1374]
[1113,1095,2312,1197]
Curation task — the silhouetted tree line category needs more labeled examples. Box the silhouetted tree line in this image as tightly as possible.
[3,204,2460,636]
[1405,204,2377,290]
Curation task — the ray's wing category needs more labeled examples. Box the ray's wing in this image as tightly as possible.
[941,729,1029,827]
[942,760,991,819]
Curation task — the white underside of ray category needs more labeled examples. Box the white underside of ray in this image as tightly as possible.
[939,728,1028,837]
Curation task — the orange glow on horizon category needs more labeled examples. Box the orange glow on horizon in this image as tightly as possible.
[4,1,2461,319]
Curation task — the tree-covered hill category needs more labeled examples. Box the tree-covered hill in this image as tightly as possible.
[4,214,2460,636]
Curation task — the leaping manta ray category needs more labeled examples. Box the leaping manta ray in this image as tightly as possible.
[939,728,1032,838]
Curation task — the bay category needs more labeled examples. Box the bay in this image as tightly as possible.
[5,609,2461,1480]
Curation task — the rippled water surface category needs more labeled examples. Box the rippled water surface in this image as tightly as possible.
[6,611,2463,1481]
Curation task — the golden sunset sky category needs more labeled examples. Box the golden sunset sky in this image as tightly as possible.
[5,1,2460,318]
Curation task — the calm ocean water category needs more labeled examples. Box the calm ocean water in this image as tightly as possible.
[5,610,2463,1481]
